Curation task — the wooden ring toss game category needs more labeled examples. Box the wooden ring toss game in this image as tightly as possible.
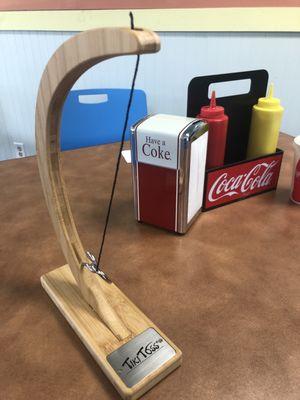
[35,27,181,399]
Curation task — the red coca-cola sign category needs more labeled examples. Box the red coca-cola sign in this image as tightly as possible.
[204,152,283,210]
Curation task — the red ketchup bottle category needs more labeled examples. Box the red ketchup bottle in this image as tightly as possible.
[197,91,228,169]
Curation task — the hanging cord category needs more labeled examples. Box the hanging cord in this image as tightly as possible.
[95,13,140,270]
[129,11,134,29]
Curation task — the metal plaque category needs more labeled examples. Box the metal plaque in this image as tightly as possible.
[107,328,176,388]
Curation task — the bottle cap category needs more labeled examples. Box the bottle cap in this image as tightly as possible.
[198,91,225,119]
[257,83,282,110]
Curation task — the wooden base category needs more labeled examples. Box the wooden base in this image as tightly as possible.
[41,265,182,400]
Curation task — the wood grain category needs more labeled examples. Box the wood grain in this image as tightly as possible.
[36,26,160,340]
[35,27,181,399]
[41,265,181,400]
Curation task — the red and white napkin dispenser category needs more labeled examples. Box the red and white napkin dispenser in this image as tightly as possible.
[131,114,208,233]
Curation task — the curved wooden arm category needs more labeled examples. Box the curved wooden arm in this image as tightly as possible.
[35,27,160,340]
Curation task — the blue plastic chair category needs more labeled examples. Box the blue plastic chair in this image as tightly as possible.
[60,89,147,150]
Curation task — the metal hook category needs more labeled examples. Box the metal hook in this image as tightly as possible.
[81,251,111,283]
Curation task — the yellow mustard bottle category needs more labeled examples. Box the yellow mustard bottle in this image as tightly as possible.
[247,83,284,159]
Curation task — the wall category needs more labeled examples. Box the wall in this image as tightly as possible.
[0,30,299,160]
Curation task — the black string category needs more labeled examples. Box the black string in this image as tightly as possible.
[96,13,140,270]
[129,11,134,29]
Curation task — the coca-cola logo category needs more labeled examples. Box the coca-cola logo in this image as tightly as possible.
[208,160,278,203]
[142,136,171,160]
